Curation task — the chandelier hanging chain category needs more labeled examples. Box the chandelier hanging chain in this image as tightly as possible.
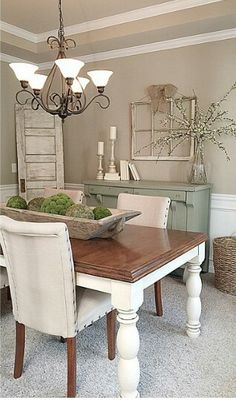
[10,0,113,120]
[58,0,65,42]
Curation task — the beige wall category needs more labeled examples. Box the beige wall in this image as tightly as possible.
[1,39,236,194]
[63,39,236,194]
[0,61,18,185]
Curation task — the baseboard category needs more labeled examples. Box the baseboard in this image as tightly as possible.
[1,183,235,274]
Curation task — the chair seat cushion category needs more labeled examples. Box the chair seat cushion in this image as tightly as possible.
[76,287,113,332]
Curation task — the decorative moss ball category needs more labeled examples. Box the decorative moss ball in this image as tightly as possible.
[27,197,45,212]
[6,195,27,209]
[93,206,112,220]
[66,204,94,219]
[41,193,74,215]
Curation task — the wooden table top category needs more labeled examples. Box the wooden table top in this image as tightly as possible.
[71,226,208,283]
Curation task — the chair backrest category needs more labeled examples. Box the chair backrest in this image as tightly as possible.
[44,188,84,204]
[0,216,77,338]
[117,193,170,228]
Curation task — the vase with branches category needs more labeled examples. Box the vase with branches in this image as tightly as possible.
[151,82,236,184]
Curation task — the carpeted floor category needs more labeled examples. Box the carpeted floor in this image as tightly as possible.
[0,274,236,398]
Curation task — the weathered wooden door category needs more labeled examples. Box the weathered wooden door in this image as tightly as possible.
[15,104,64,201]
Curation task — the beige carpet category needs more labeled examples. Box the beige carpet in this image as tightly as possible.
[0,274,236,398]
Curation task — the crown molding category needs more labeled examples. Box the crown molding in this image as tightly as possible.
[37,0,222,42]
[0,53,31,64]
[38,28,236,70]
[0,21,38,43]
[1,28,235,70]
[0,0,222,44]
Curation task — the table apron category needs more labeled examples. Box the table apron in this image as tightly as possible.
[75,243,204,296]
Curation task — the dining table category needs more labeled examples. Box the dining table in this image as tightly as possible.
[71,225,207,398]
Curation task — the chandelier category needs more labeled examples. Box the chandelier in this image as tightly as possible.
[9,0,113,120]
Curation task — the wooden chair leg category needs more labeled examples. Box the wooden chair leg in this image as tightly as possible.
[7,287,11,301]
[14,321,25,379]
[67,337,76,398]
[106,310,116,360]
[154,280,163,317]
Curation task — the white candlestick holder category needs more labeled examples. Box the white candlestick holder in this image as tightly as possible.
[96,154,104,180]
[104,138,120,180]
[108,138,117,174]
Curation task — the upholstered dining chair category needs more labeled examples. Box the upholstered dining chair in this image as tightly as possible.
[44,187,85,204]
[0,216,116,397]
[117,193,170,316]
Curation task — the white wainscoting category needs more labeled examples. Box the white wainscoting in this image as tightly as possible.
[1,183,236,273]
[209,194,236,272]
[0,184,18,202]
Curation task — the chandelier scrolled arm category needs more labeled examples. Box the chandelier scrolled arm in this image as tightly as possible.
[15,88,63,116]
[77,93,110,113]
[9,0,113,120]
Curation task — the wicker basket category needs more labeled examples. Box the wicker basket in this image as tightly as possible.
[213,236,236,295]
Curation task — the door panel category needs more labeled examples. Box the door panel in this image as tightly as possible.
[26,163,56,180]
[16,104,64,200]
[25,136,55,155]
[24,109,55,128]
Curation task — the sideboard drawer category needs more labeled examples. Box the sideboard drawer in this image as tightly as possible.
[133,188,186,202]
[87,185,133,197]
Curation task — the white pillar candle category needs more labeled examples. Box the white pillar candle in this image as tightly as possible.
[97,141,104,155]
[110,126,117,140]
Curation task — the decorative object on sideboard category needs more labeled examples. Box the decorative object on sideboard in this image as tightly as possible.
[147,84,177,113]
[128,162,141,181]
[9,0,113,121]
[120,160,130,181]
[96,142,104,180]
[104,127,120,181]
[139,82,236,184]
[131,96,195,161]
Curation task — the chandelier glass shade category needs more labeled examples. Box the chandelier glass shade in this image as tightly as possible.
[9,0,113,120]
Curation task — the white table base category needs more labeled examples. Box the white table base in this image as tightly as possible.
[76,242,205,398]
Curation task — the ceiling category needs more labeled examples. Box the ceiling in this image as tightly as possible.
[1,0,166,33]
[1,0,236,65]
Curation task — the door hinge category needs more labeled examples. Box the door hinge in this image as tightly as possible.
[20,178,26,193]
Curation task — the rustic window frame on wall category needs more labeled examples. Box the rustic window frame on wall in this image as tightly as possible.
[131,96,196,161]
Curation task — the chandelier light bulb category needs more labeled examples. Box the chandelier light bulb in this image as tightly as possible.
[72,77,90,93]
[87,70,113,88]
[9,63,38,82]
[55,58,84,79]
[29,74,47,90]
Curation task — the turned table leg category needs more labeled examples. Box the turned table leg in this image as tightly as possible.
[117,309,140,398]
[186,260,202,338]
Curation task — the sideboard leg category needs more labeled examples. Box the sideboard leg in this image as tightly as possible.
[117,309,140,398]
[186,261,202,338]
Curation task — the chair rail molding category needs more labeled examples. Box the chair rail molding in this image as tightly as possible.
[1,183,235,273]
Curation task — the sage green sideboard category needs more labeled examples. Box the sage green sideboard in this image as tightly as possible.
[83,180,211,271]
